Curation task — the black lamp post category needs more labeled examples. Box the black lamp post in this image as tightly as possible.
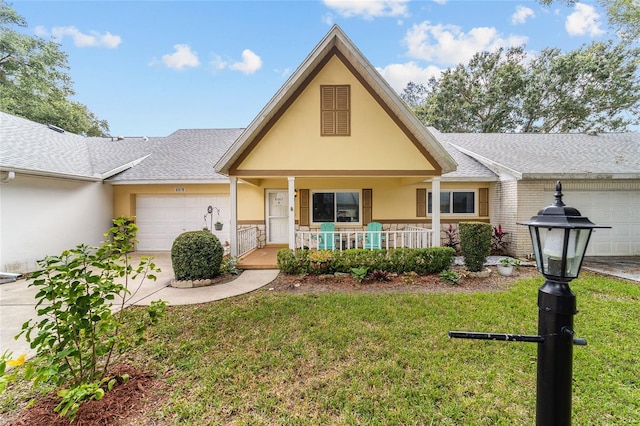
[449,181,609,426]
[518,181,609,426]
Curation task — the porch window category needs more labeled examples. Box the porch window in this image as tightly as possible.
[428,191,476,214]
[312,191,360,223]
[321,85,350,136]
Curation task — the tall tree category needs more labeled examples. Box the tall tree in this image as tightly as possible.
[407,42,639,133]
[416,47,527,133]
[0,1,109,136]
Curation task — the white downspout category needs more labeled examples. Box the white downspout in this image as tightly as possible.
[230,176,238,257]
[288,177,296,251]
[432,177,441,247]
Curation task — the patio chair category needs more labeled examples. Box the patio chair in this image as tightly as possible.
[318,222,338,250]
[363,222,383,249]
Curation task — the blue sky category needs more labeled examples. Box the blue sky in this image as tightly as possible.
[13,0,613,137]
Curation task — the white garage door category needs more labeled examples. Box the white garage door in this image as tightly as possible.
[136,194,230,251]
[545,190,640,256]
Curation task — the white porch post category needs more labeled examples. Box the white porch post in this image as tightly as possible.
[287,176,296,251]
[432,177,441,247]
[230,176,238,257]
[288,177,296,251]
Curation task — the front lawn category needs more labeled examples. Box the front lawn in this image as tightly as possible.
[3,273,639,424]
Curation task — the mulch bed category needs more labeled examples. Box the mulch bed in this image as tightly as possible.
[264,265,539,294]
[2,364,168,426]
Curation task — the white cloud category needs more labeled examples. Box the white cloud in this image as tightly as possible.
[566,2,605,36]
[377,62,442,92]
[162,44,200,70]
[404,21,528,66]
[37,26,121,48]
[432,0,447,4]
[511,6,535,25]
[229,49,263,74]
[323,0,409,20]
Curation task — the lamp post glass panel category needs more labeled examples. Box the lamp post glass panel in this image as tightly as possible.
[519,181,609,426]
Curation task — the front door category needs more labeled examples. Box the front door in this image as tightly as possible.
[266,190,288,244]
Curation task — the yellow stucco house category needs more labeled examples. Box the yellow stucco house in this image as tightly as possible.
[4,25,638,274]
[212,25,477,257]
[111,25,494,260]
[106,25,638,263]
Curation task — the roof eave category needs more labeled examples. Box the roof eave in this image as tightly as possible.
[448,143,523,180]
[440,175,500,182]
[0,167,102,182]
[107,178,231,185]
[521,173,640,180]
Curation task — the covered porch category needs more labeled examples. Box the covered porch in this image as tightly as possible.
[236,224,435,270]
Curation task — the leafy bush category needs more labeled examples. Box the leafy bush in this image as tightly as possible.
[171,231,223,280]
[351,267,368,282]
[220,255,239,275]
[13,217,165,420]
[276,247,455,276]
[459,222,492,272]
[491,224,510,255]
[277,248,306,274]
[443,224,459,253]
[439,269,460,285]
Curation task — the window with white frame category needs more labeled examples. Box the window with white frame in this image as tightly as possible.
[312,191,360,223]
[428,191,476,214]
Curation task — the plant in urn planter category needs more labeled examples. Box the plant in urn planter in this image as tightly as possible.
[497,257,520,276]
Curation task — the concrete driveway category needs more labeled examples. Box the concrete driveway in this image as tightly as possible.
[583,256,640,282]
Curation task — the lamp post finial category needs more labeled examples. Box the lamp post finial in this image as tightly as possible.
[554,181,565,207]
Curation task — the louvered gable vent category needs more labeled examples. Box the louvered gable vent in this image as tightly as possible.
[321,85,350,136]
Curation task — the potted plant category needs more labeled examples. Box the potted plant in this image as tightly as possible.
[497,257,520,276]
[214,221,223,231]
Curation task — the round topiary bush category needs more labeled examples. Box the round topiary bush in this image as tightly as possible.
[459,222,492,272]
[171,230,224,281]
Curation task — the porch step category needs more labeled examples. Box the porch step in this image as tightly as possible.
[237,246,282,270]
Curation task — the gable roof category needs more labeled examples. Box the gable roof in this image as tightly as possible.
[108,129,243,183]
[0,111,241,184]
[439,141,499,181]
[0,111,152,181]
[214,25,457,176]
[1,111,98,180]
[436,130,640,179]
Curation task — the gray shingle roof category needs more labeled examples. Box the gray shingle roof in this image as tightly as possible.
[1,111,97,179]
[435,130,640,179]
[107,128,243,182]
[440,141,498,181]
[1,112,242,183]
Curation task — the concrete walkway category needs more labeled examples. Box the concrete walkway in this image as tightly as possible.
[0,252,279,359]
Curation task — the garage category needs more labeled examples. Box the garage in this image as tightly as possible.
[545,190,640,256]
[135,194,230,251]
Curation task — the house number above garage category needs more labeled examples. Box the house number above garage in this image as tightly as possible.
[175,188,185,192]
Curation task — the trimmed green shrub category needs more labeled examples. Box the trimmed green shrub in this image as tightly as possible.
[276,247,455,276]
[171,231,223,280]
[459,222,492,272]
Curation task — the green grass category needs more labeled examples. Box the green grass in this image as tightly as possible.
[3,272,639,424]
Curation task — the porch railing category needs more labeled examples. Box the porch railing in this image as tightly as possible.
[295,226,433,251]
[237,226,258,257]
